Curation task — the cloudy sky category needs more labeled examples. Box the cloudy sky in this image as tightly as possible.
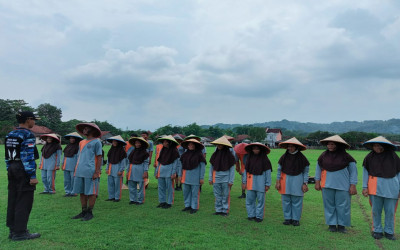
[1,0,400,130]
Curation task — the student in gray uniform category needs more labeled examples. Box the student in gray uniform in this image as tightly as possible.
[362,136,400,240]
[62,132,83,197]
[209,136,236,216]
[105,135,127,202]
[39,134,62,194]
[275,137,310,226]
[126,137,149,205]
[242,143,272,223]
[178,139,207,214]
[155,135,180,209]
[174,134,185,191]
[314,135,357,233]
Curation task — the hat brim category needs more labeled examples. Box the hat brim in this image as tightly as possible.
[158,138,179,146]
[245,143,271,154]
[128,137,149,149]
[40,134,60,143]
[279,142,306,151]
[107,138,127,145]
[363,141,397,151]
[320,140,350,149]
[181,139,204,150]
[76,124,101,138]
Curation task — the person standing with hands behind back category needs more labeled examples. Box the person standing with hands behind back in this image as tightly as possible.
[5,111,41,241]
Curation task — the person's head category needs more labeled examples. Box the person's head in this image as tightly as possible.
[112,140,119,147]
[141,131,149,140]
[372,143,384,154]
[188,142,196,151]
[134,140,142,149]
[69,137,76,144]
[83,126,94,137]
[287,144,297,153]
[162,140,170,148]
[16,111,39,128]
[327,142,337,152]
[217,144,224,150]
[46,137,53,144]
[252,146,261,155]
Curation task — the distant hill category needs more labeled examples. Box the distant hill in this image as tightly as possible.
[201,119,400,134]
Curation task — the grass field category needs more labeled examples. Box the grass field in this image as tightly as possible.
[0,146,399,249]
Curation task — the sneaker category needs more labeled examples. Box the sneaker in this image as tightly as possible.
[384,232,396,240]
[283,219,292,225]
[190,209,198,214]
[220,212,228,217]
[71,211,86,219]
[81,211,94,221]
[213,212,222,215]
[238,193,246,199]
[113,199,120,202]
[254,218,263,223]
[328,225,337,232]
[63,194,70,197]
[372,232,383,239]
[129,201,137,205]
[247,217,256,221]
[105,198,115,201]
[135,202,143,205]
[157,202,166,208]
[182,207,192,212]
[11,231,41,241]
[292,220,300,226]
[337,225,347,233]
[162,204,172,209]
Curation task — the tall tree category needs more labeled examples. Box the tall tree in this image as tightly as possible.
[36,103,62,131]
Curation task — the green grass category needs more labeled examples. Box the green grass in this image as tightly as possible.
[1,146,399,249]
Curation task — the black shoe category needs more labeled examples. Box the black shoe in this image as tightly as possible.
[63,194,70,197]
[372,232,383,239]
[214,212,222,215]
[49,191,56,195]
[11,232,41,241]
[283,219,292,225]
[220,212,228,217]
[238,193,246,199]
[337,225,347,233]
[384,232,396,240]
[182,207,192,212]
[129,201,137,205]
[328,225,337,232]
[113,199,120,202]
[162,204,172,209]
[105,198,115,201]
[190,209,198,214]
[292,220,300,226]
[157,202,166,208]
[247,217,256,221]
[71,211,86,219]
[81,211,93,221]
[254,218,263,223]
[135,202,143,205]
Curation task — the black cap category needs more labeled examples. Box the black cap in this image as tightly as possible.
[17,111,41,121]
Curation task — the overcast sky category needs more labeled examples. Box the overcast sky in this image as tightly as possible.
[1,0,400,131]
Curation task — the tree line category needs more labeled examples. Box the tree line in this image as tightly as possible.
[1,99,399,148]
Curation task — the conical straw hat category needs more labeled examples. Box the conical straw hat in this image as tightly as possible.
[279,137,307,151]
[211,136,233,148]
[363,136,397,150]
[64,132,83,141]
[223,135,235,141]
[157,135,179,146]
[40,133,60,143]
[128,137,149,149]
[320,135,350,149]
[76,123,102,138]
[107,135,127,145]
[234,143,248,155]
[245,142,271,155]
[184,134,201,142]
[181,138,204,150]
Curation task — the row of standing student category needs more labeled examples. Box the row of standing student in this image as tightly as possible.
[38,128,400,240]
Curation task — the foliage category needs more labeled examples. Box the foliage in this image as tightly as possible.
[36,103,63,131]
[0,99,34,140]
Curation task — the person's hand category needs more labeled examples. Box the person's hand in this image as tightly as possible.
[265,186,270,192]
[117,171,122,176]
[362,188,368,197]
[153,163,157,168]
[200,179,204,185]
[235,166,240,172]
[143,172,148,179]
[56,166,60,170]
[30,178,38,186]
[209,181,213,185]
[275,182,281,191]
[302,184,309,193]
[228,183,233,187]
[171,174,176,180]
[92,171,100,180]
[349,184,357,195]
[315,181,321,191]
